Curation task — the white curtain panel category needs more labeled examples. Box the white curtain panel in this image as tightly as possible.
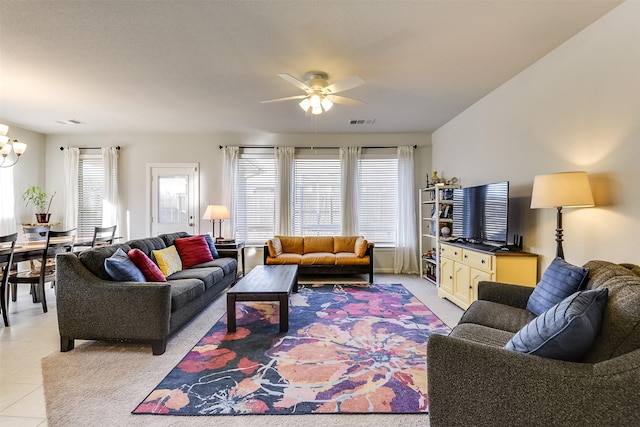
[0,167,16,235]
[394,146,419,274]
[340,146,361,236]
[275,146,294,236]
[101,147,119,229]
[63,147,79,231]
[221,146,238,238]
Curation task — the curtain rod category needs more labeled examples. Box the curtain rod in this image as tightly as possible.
[59,146,121,151]
[219,145,417,150]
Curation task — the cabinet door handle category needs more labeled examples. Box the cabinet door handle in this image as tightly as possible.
[481,259,485,264]
[464,254,467,258]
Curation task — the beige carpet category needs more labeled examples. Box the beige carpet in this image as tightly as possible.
[42,290,431,426]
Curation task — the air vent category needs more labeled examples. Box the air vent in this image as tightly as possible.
[348,119,376,125]
[55,119,85,125]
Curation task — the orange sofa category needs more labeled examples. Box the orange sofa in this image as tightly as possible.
[263,236,374,283]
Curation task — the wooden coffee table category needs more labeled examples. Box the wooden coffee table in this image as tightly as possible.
[226,265,299,333]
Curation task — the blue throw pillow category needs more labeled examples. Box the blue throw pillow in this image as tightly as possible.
[203,234,219,259]
[104,247,146,282]
[526,257,590,315]
[506,288,608,361]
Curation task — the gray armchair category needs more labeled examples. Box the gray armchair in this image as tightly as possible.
[427,260,640,426]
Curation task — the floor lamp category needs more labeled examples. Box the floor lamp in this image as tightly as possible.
[202,205,230,242]
[530,171,594,259]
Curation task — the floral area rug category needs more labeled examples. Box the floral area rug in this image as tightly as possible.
[133,283,451,416]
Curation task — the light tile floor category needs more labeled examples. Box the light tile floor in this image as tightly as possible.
[0,273,463,426]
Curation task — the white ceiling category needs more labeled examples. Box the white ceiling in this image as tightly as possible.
[0,0,623,135]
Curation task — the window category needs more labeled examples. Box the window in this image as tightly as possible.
[292,158,341,236]
[77,153,103,238]
[234,155,276,245]
[231,148,400,246]
[359,157,398,245]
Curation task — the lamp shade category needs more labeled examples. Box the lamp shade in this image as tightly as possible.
[530,171,594,209]
[202,205,230,220]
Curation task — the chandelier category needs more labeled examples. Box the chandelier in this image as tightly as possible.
[0,124,27,168]
[298,92,334,115]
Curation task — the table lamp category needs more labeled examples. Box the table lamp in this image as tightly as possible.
[530,171,594,259]
[202,205,230,242]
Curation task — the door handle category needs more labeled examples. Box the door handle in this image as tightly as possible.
[189,223,194,226]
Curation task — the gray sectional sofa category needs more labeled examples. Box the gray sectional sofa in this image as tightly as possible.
[427,260,640,426]
[56,232,237,355]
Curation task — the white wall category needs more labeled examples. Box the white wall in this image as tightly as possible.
[42,132,431,271]
[432,1,640,270]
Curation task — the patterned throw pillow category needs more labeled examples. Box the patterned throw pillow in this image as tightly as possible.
[152,245,183,277]
[127,248,167,282]
[104,248,146,282]
[506,288,608,361]
[526,257,590,315]
[175,235,214,268]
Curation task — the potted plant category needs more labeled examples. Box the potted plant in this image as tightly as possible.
[22,185,56,223]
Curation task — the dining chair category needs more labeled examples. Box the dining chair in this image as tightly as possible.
[0,233,18,327]
[8,228,76,314]
[10,225,51,302]
[91,225,117,247]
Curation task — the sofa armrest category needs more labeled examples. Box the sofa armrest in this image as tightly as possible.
[56,253,172,341]
[427,333,640,426]
[477,280,534,309]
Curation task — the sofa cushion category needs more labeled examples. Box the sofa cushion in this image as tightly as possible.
[126,237,166,257]
[354,237,368,257]
[175,235,213,269]
[153,245,183,277]
[168,266,224,290]
[278,236,304,254]
[104,248,146,282]
[303,236,334,254]
[335,253,371,266]
[78,244,131,281]
[301,252,336,265]
[459,300,536,333]
[211,257,238,277]
[526,257,590,315]
[169,278,205,312]
[128,248,166,282]
[203,234,220,258]
[159,231,190,247]
[506,288,608,361]
[265,253,302,265]
[334,236,359,254]
[582,261,640,363]
[267,237,283,257]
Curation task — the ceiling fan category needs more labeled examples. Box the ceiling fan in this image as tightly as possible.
[261,71,366,115]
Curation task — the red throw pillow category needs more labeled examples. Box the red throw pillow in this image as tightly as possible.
[127,248,167,282]
[175,235,214,269]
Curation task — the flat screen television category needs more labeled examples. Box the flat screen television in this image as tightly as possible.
[452,181,509,245]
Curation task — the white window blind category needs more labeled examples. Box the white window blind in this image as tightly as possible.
[292,158,341,236]
[358,157,398,245]
[78,153,103,238]
[234,155,276,245]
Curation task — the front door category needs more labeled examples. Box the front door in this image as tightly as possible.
[149,164,199,237]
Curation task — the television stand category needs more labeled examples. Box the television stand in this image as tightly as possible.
[438,242,538,309]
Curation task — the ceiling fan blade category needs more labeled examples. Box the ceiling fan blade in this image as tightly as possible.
[260,94,308,104]
[326,95,367,106]
[277,73,311,92]
[324,76,365,94]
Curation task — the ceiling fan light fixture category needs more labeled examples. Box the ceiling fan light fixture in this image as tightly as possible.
[321,97,333,112]
[311,106,323,115]
[309,94,322,109]
[299,98,311,111]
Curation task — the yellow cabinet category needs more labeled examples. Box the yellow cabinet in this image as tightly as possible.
[438,243,538,309]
